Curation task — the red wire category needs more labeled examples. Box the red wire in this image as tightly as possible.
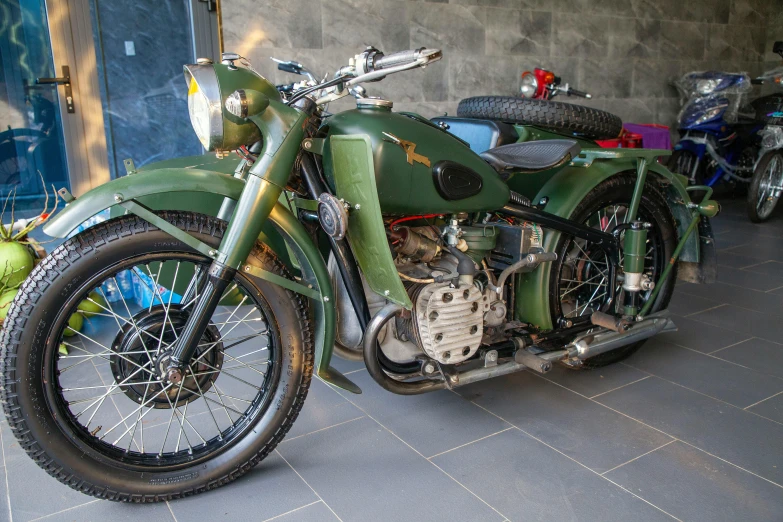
[389,214,444,232]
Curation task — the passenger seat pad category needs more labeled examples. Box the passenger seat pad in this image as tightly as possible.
[480,139,581,174]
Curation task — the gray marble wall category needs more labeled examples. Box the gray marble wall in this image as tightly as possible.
[222,0,782,127]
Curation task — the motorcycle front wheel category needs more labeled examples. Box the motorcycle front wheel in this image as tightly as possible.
[0,212,313,501]
[669,149,705,185]
[747,151,783,223]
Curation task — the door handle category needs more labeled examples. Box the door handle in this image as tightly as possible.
[36,65,75,113]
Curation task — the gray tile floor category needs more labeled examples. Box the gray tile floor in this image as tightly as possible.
[2,198,783,521]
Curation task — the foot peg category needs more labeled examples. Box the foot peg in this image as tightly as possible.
[590,310,630,333]
[514,347,552,374]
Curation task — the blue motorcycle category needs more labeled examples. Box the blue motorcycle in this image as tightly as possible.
[671,71,761,187]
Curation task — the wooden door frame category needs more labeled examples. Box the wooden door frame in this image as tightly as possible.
[45,0,110,196]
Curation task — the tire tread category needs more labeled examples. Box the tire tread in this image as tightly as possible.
[457,96,623,140]
[0,211,314,502]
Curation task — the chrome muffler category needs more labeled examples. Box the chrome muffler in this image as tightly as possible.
[566,311,676,360]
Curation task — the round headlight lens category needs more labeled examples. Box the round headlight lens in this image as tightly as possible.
[188,79,212,148]
[520,72,538,98]
[696,79,719,95]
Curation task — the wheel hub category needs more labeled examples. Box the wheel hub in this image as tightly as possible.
[110,305,224,409]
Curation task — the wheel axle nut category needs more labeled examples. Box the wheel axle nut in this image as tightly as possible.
[167,368,183,385]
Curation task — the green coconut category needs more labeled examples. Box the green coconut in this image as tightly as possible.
[78,291,107,318]
[63,312,84,337]
[0,288,19,321]
[0,241,34,290]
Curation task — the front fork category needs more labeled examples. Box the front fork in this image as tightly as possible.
[165,114,307,382]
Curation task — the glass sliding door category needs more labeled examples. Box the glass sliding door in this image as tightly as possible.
[89,0,216,178]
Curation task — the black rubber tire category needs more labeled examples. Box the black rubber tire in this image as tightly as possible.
[0,212,314,502]
[457,96,623,140]
[549,174,677,369]
[747,150,783,223]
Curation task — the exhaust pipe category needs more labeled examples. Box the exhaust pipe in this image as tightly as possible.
[363,305,675,394]
[567,311,676,360]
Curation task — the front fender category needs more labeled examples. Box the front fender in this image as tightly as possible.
[44,168,359,393]
[44,168,247,238]
[513,156,698,330]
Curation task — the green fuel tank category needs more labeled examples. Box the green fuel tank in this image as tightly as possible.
[321,101,510,215]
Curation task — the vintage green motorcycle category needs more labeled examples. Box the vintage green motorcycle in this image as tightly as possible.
[0,47,718,501]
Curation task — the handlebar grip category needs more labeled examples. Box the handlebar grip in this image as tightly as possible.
[373,49,420,70]
[569,88,592,99]
[751,78,765,85]
[277,62,302,74]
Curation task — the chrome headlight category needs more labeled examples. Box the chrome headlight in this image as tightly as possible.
[760,126,783,150]
[183,60,281,152]
[696,79,719,95]
[186,65,223,150]
[520,72,538,98]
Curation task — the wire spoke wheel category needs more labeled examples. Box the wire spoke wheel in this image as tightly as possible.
[557,204,662,320]
[0,212,313,501]
[51,254,276,466]
[750,152,783,221]
[549,175,675,369]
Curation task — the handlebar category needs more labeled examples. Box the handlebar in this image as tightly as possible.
[286,46,441,106]
[568,87,592,99]
[372,49,421,70]
[277,62,303,75]
[553,83,592,99]
[751,78,765,85]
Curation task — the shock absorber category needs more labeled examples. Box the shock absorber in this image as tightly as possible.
[622,221,650,317]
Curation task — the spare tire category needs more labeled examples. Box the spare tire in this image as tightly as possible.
[457,96,623,141]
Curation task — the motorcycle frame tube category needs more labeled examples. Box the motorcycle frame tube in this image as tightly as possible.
[639,185,714,318]
[626,157,649,222]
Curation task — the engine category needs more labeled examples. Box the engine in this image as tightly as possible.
[331,219,543,366]
[402,281,488,364]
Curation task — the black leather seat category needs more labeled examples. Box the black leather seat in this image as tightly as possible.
[430,117,518,153]
[480,140,581,176]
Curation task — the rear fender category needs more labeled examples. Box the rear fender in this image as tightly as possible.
[514,157,699,331]
[43,167,359,393]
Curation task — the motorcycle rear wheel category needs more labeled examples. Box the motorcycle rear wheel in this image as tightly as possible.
[548,174,677,369]
[747,151,783,223]
[0,212,313,501]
